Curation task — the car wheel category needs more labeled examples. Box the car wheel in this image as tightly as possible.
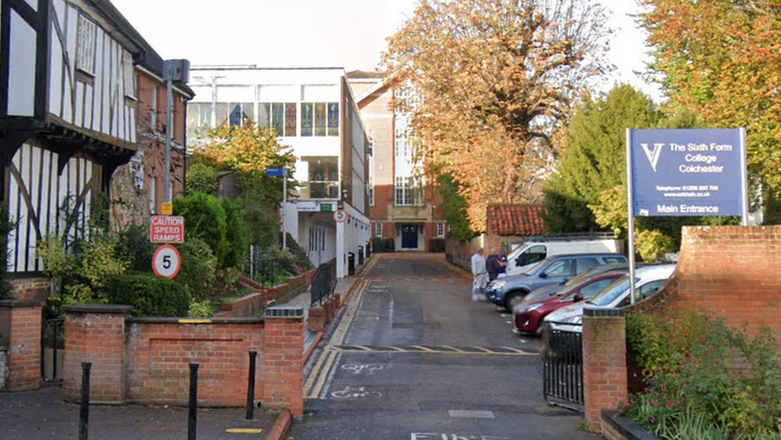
[504,291,526,312]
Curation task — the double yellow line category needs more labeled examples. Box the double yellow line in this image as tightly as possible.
[304,279,369,399]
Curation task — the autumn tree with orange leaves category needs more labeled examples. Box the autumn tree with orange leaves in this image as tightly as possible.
[640,0,781,213]
[382,0,612,231]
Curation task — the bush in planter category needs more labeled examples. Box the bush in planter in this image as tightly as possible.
[624,310,781,439]
[109,273,190,317]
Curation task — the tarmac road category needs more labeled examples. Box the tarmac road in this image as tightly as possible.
[294,254,595,440]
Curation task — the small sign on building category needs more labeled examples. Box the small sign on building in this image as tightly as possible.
[150,216,184,243]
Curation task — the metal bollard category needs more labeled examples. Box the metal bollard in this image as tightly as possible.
[188,362,199,440]
[246,350,258,420]
[79,362,91,440]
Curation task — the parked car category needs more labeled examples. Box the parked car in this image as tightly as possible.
[485,253,628,312]
[513,270,627,335]
[544,264,676,333]
[505,236,623,276]
[515,263,632,308]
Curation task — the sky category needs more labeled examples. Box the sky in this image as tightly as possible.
[112,0,661,100]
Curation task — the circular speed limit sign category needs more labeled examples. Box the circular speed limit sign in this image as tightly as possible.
[152,244,181,279]
[333,209,347,223]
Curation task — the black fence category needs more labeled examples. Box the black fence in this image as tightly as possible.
[542,323,584,412]
[41,318,64,383]
[310,262,336,307]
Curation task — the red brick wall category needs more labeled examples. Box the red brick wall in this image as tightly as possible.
[63,306,130,403]
[9,278,49,302]
[0,301,42,391]
[219,270,316,318]
[583,311,628,431]
[263,311,304,417]
[125,319,264,407]
[626,226,781,338]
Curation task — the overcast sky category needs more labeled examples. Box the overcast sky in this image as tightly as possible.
[112,0,661,100]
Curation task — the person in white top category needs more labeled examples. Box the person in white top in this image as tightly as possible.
[471,247,489,302]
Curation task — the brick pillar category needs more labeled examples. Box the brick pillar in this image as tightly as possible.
[263,306,304,417]
[0,300,42,391]
[583,308,628,432]
[63,305,131,404]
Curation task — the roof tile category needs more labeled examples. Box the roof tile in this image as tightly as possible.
[486,204,547,236]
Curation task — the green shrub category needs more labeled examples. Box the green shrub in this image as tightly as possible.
[624,310,781,439]
[187,299,214,318]
[186,163,219,196]
[173,192,228,267]
[221,198,248,269]
[0,205,15,299]
[116,224,155,272]
[284,233,313,270]
[173,238,217,301]
[109,272,190,317]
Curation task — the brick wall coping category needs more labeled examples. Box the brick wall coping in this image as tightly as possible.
[0,299,42,308]
[584,307,624,317]
[126,317,264,324]
[63,304,133,314]
[265,307,304,318]
[602,410,658,440]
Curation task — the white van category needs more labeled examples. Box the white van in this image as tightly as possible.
[504,237,623,276]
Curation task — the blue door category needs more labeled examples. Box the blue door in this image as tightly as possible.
[401,224,418,249]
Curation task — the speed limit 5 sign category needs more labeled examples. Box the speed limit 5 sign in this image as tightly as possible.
[152,244,181,279]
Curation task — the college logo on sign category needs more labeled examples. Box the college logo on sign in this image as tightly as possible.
[641,143,664,172]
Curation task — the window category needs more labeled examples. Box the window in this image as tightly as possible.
[394,127,409,157]
[257,103,295,136]
[76,15,96,75]
[437,223,445,238]
[304,156,339,199]
[517,245,546,267]
[576,278,615,299]
[368,177,374,206]
[186,103,213,139]
[394,176,422,206]
[301,102,339,137]
[123,51,136,98]
[575,258,599,273]
[375,222,383,238]
[149,178,156,214]
[543,259,574,277]
[604,256,627,264]
[150,85,158,130]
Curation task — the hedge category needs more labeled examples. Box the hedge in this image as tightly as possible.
[109,272,191,317]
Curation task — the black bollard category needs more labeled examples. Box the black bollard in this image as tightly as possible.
[79,362,91,440]
[246,350,258,420]
[188,362,199,440]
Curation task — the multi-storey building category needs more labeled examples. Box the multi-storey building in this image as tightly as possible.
[348,72,446,251]
[0,0,190,285]
[186,66,370,277]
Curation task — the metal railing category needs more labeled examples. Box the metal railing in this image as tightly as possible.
[310,262,336,307]
[542,322,584,412]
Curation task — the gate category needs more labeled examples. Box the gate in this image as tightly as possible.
[542,323,584,412]
[41,319,64,383]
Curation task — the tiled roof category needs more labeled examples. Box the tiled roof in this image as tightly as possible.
[486,204,547,236]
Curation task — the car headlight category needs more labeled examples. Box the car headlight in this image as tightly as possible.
[490,281,506,291]
[561,315,582,324]
[522,303,543,313]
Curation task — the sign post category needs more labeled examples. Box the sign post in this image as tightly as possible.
[265,167,287,250]
[626,128,748,303]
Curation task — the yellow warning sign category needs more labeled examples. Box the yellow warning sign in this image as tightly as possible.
[161,202,173,216]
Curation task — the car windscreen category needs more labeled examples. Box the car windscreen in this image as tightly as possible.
[587,277,630,307]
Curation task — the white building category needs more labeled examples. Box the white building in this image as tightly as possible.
[186,66,371,277]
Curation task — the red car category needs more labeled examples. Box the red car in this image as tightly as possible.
[513,271,625,335]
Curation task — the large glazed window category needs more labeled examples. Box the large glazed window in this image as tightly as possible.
[76,15,96,75]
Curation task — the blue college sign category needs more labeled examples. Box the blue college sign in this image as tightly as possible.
[265,167,285,176]
[629,129,746,217]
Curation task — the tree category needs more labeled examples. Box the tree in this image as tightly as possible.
[382,0,611,231]
[436,174,478,241]
[542,85,660,232]
[186,163,218,195]
[639,0,781,201]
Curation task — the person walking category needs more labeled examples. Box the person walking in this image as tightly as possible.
[471,247,489,302]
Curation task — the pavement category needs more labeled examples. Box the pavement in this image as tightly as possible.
[0,269,361,440]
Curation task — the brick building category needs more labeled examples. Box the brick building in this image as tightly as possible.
[348,72,447,251]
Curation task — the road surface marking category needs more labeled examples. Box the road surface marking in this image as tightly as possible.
[329,345,536,356]
[225,428,263,434]
[331,385,382,399]
[447,409,496,418]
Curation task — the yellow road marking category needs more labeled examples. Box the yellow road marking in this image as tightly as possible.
[177,319,211,324]
[225,428,263,434]
[411,345,436,352]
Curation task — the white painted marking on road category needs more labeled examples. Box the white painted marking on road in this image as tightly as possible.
[341,364,385,375]
[506,321,512,324]
[330,386,382,399]
[447,410,496,419]
[500,314,508,318]
[411,434,508,440]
